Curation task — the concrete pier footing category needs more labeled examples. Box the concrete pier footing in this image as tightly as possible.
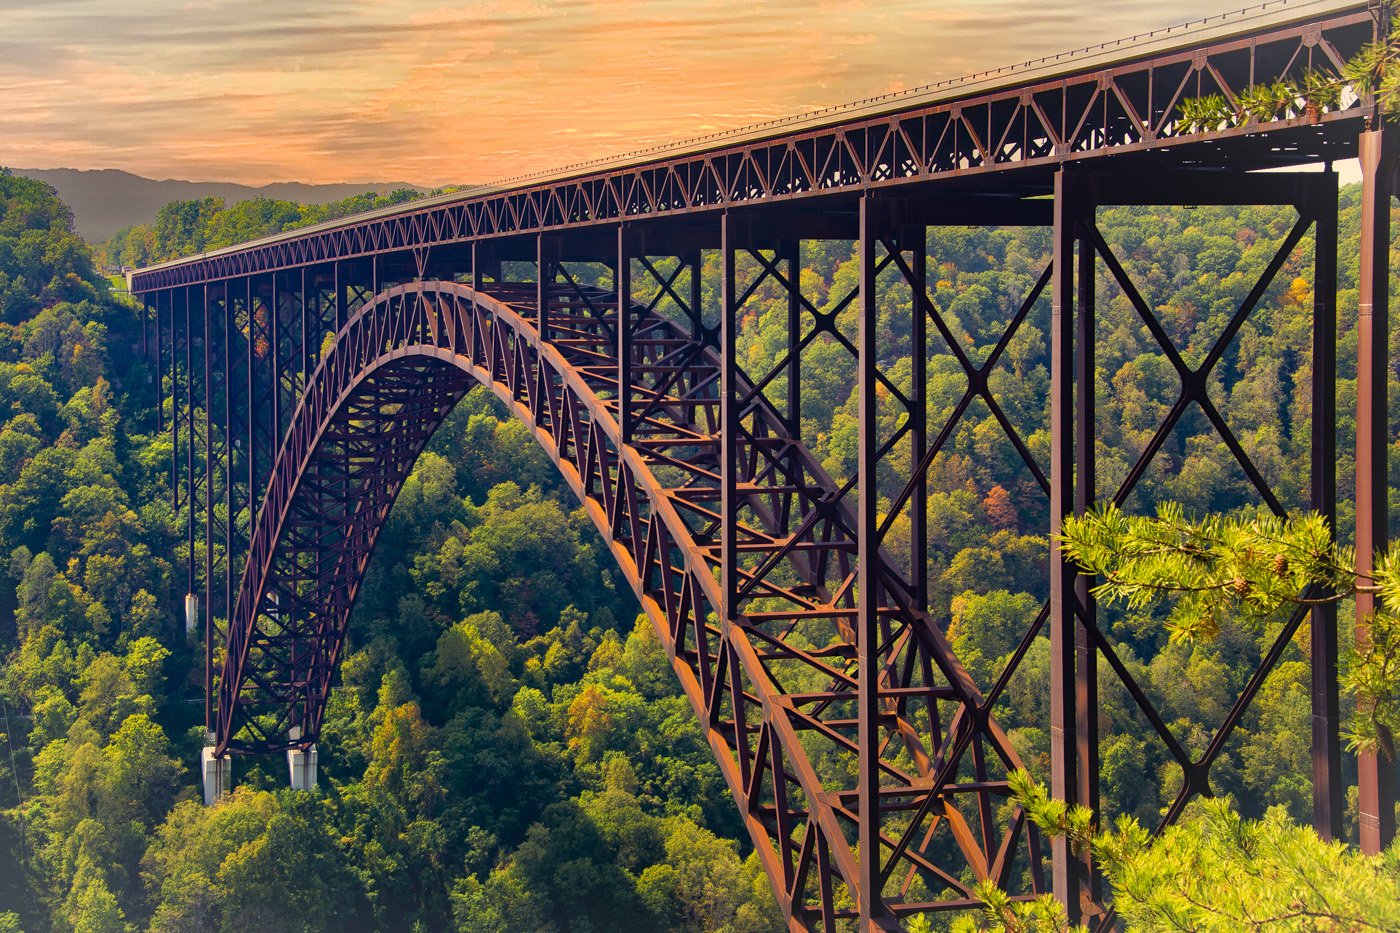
[201,746,230,805]
[287,745,318,791]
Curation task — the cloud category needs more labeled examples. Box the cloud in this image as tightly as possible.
[1,0,1230,186]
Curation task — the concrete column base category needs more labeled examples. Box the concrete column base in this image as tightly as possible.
[185,593,199,636]
[287,745,318,791]
[201,747,230,806]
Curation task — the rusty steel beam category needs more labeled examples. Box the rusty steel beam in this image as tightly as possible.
[1356,125,1398,855]
[1073,189,1100,914]
[856,195,886,930]
[203,284,214,738]
[1310,173,1343,842]
[1048,170,1081,921]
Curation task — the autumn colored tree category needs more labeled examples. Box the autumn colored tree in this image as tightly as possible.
[983,484,1019,531]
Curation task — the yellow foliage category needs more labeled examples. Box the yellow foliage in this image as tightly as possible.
[566,683,613,756]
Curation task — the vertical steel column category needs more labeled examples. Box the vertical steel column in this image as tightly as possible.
[301,268,310,388]
[204,285,214,739]
[247,278,257,524]
[720,212,739,630]
[334,261,345,333]
[173,288,184,508]
[1357,127,1397,854]
[472,242,481,310]
[316,272,335,366]
[537,235,551,339]
[270,273,283,451]
[1309,173,1343,842]
[688,249,703,342]
[718,219,743,858]
[1074,206,1099,905]
[856,195,884,930]
[618,227,634,443]
[185,286,195,605]
[909,227,928,613]
[782,239,802,437]
[1049,171,1082,923]
[261,272,275,512]
[223,281,235,690]
[156,290,166,435]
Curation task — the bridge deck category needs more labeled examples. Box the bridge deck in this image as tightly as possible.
[131,0,1376,292]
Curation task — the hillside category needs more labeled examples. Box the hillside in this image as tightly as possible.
[9,168,430,243]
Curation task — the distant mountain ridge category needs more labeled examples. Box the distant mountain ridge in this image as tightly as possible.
[8,167,429,243]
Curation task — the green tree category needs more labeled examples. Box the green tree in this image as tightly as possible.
[144,790,361,933]
[64,855,125,933]
[1060,503,1399,755]
[957,772,1400,933]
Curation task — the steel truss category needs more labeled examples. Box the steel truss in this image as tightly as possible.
[206,252,1053,925]
[129,4,1374,294]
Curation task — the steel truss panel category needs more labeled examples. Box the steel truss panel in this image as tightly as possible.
[1043,168,1341,927]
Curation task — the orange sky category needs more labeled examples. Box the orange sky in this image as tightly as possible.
[3,0,1235,187]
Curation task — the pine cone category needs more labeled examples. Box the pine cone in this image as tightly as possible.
[1274,554,1289,578]
[1233,577,1251,596]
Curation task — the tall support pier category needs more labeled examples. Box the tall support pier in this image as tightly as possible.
[1356,124,1398,856]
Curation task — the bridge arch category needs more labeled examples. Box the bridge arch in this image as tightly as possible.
[219,279,1036,927]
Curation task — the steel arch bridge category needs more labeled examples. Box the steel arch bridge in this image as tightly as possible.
[131,1,1399,928]
[227,274,1041,927]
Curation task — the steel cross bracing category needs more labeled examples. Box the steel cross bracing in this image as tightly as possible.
[129,2,1376,294]
[1049,170,1342,925]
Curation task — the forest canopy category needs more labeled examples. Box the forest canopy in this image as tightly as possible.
[100,187,432,270]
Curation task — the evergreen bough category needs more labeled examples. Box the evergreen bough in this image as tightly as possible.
[1173,11,1400,133]
[951,504,1400,932]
